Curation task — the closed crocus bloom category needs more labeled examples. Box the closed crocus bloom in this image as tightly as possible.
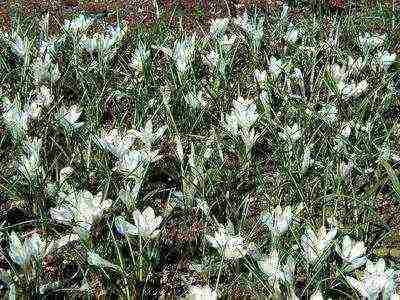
[63,14,92,33]
[254,69,267,84]
[116,207,162,239]
[209,17,229,39]
[114,150,145,174]
[346,259,396,300]
[339,161,353,178]
[279,123,302,143]
[232,97,259,129]
[301,145,314,174]
[258,249,295,284]
[330,63,347,82]
[173,34,196,74]
[8,232,51,268]
[219,34,236,51]
[286,23,300,43]
[206,226,246,259]
[336,235,367,270]
[183,286,217,300]
[376,51,397,71]
[131,45,150,73]
[58,105,83,132]
[269,56,285,78]
[301,225,337,263]
[260,205,292,236]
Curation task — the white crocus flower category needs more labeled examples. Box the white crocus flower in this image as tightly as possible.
[286,23,300,44]
[31,52,61,84]
[330,63,348,82]
[59,166,74,192]
[114,150,146,175]
[318,103,337,124]
[184,285,217,300]
[376,51,397,71]
[88,251,120,271]
[11,33,29,58]
[234,11,264,51]
[341,80,368,99]
[209,18,229,39]
[50,190,112,234]
[258,249,295,284]
[219,34,236,51]
[254,69,267,84]
[339,161,353,178]
[346,259,396,300]
[310,290,325,300]
[18,137,43,180]
[206,225,246,259]
[336,235,367,271]
[2,97,30,142]
[301,224,337,263]
[279,123,302,144]
[63,14,93,33]
[8,232,51,267]
[301,145,314,174]
[269,56,288,78]
[27,85,53,119]
[260,205,293,236]
[98,128,135,158]
[57,105,83,133]
[232,97,259,129]
[128,120,166,149]
[106,24,127,46]
[165,34,196,74]
[240,128,260,156]
[358,32,385,53]
[115,207,163,239]
[131,45,150,73]
[234,11,251,32]
[204,50,219,68]
[341,123,352,139]
[185,90,206,110]
[8,231,34,267]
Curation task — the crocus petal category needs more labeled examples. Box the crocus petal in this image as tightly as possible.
[142,207,155,223]
[346,276,369,298]
[350,256,367,270]
[342,235,352,258]
[350,241,366,259]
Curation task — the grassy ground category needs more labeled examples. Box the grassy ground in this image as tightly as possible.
[0,0,399,299]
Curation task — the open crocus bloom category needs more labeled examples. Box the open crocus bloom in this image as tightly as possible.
[98,128,136,158]
[336,235,367,270]
[346,259,397,300]
[206,226,246,260]
[260,205,292,236]
[301,224,337,264]
[115,207,162,239]
[50,190,112,233]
